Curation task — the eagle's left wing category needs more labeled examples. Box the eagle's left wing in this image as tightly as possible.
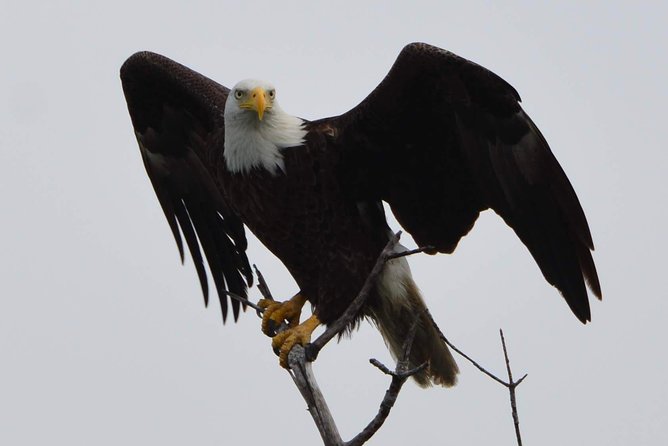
[121,52,252,322]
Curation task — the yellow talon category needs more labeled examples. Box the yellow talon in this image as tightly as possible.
[258,293,307,337]
[271,315,321,368]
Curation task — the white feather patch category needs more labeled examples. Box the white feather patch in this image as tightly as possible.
[377,243,414,307]
[223,82,306,174]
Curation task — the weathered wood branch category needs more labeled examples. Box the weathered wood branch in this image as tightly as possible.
[253,233,406,445]
[249,233,527,446]
[287,347,343,446]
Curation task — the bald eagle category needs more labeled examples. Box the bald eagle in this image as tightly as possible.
[120,43,601,387]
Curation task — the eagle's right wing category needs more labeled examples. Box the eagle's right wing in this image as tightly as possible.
[121,52,252,322]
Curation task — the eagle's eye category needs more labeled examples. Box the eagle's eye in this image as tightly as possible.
[234,89,244,100]
[268,89,276,99]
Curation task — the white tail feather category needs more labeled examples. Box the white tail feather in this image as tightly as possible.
[370,245,459,387]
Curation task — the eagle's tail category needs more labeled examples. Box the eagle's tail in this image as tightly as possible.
[368,247,459,387]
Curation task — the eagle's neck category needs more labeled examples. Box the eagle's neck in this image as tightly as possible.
[224,106,306,175]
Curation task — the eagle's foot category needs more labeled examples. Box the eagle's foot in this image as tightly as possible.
[258,293,307,337]
[271,314,321,368]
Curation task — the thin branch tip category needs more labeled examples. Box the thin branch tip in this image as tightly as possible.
[387,245,436,259]
[253,264,274,301]
[369,358,393,376]
[220,290,264,313]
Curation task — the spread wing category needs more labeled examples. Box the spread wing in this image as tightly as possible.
[332,43,601,322]
[120,51,252,322]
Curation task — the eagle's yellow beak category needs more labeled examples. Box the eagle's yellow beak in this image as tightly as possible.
[241,87,268,121]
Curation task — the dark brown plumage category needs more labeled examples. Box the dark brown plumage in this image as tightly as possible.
[120,43,600,386]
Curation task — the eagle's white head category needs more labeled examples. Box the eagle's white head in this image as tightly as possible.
[224,79,306,174]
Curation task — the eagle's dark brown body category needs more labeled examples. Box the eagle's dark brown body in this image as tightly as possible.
[221,129,386,324]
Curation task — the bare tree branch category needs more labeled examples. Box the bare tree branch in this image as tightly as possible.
[250,237,528,446]
[287,347,343,446]
[252,234,424,446]
[251,266,342,445]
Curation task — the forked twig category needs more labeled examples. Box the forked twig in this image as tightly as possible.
[500,329,526,446]
[439,329,527,446]
[347,316,426,446]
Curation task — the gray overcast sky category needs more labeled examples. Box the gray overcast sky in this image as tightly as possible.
[1,1,666,445]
